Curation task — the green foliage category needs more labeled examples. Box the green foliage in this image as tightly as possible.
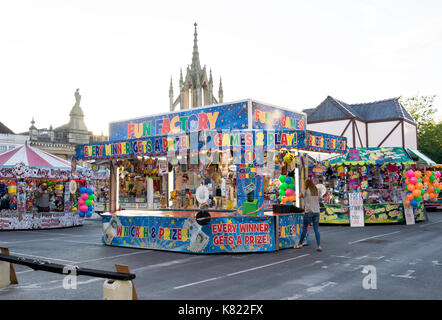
[401,95,442,163]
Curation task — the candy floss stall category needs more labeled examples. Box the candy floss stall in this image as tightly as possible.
[313,147,440,225]
[0,143,108,230]
[75,99,347,253]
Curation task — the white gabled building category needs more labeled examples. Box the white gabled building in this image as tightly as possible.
[303,96,418,149]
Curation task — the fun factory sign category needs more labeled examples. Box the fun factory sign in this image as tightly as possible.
[108,102,250,141]
[306,131,347,154]
[75,130,309,161]
[252,102,306,131]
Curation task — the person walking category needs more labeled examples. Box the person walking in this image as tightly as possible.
[295,179,322,252]
[35,182,50,212]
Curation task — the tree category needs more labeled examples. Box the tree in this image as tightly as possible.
[401,95,442,164]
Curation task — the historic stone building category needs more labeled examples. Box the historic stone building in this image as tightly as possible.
[169,23,223,111]
[21,89,107,160]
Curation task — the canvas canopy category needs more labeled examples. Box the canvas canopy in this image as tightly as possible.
[324,147,415,166]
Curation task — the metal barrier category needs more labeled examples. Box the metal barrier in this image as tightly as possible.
[0,247,137,299]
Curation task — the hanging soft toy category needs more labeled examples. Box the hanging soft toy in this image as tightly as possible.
[337,166,345,178]
[349,169,360,191]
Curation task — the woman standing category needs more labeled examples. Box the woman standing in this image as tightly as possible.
[295,179,322,252]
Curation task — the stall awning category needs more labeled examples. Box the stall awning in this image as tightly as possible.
[325,147,415,166]
[406,149,436,167]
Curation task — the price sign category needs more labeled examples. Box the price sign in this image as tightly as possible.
[349,192,364,227]
[402,192,415,225]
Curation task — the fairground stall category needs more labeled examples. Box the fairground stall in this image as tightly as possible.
[312,147,440,225]
[422,164,442,210]
[0,143,108,230]
[75,99,346,253]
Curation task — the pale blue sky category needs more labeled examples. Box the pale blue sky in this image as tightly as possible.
[1,0,441,135]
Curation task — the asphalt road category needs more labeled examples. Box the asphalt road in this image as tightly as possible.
[0,211,442,300]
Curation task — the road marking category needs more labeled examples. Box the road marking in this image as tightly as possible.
[58,239,102,246]
[391,270,416,279]
[432,261,442,266]
[9,251,76,264]
[331,255,351,259]
[16,269,34,274]
[77,250,153,264]
[306,281,337,293]
[348,231,401,245]
[226,254,310,277]
[174,254,310,290]
[420,219,442,227]
[0,238,58,245]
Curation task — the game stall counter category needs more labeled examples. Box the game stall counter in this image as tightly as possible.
[75,99,347,253]
[313,147,440,225]
[0,143,107,230]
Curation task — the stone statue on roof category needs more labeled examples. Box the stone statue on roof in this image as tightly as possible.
[74,88,81,106]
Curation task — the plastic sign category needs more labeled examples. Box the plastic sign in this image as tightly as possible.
[349,192,364,227]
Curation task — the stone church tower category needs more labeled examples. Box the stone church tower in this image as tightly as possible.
[169,23,223,111]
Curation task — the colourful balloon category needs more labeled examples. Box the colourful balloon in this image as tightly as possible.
[285,189,295,197]
[435,172,441,178]
[79,211,85,218]
[86,211,92,218]
[279,189,286,196]
[405,200,411,207]
[405,178,410,185]
[288,183,295,190]
[430,192,436,199]
[78,198,85,206]
[287,195,296,202]
[406,193,414,200]
[435,188,441,194]
[409,177,418,184]
[430,175,436,182]
[412,189,421,197]
[87,188,94,195]
[406,170,415,178]
[85,200,92,206]
[279,175,286,183]
[81,193,89,200]
[280,183,288,190]
[414,171,422,178]
[415,183,423,190]
[410,199,418,207]
[88,194,95,200]
[426,171,432,177]
[415,196,422,202]
[79,205,88,212]
[285,177,293,184]
[79,187,86,194]
[421,189,425,195]
[407,184,415,192]
[418,178,423,183]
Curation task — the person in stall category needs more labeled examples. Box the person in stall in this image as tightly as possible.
[35,182,50,212]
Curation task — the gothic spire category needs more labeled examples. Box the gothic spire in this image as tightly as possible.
[191,22,201,71]
[218,77,224,103]
[169,76,173,94]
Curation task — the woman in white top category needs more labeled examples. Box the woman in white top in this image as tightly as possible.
[295,179,322,252]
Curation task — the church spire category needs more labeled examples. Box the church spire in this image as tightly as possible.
[218,77,224,103]
[191,22,201,71]
[169,76,174,110]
